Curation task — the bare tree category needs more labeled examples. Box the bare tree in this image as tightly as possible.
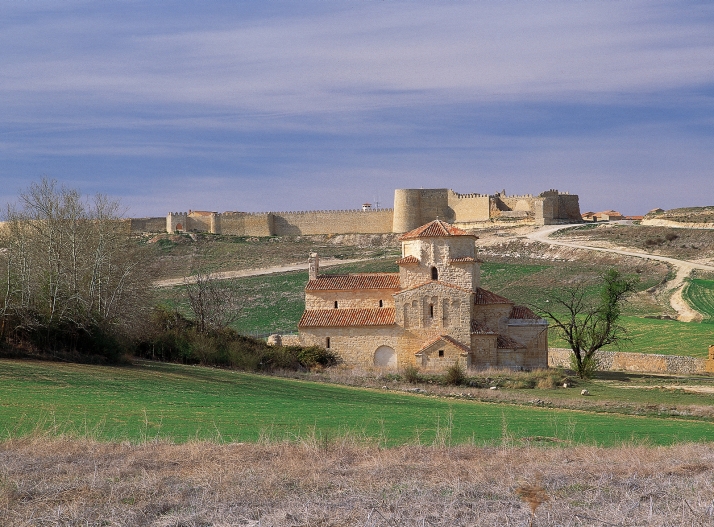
[184,252,242,334]
[0,178,153,355]
[539,269,639,378]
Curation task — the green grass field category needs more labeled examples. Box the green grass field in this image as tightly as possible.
[1,360,713,446]
[684,278,714,322]
[549,316,714,357]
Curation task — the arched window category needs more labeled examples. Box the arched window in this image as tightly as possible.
[429,304,434,318]
[431,267,438,280]
[334,301,338,309]
[379,299,383,307]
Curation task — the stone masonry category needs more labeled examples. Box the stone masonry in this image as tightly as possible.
[295,220,549,371]
[157,188,580,236]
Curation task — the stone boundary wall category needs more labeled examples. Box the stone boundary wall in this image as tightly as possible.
[641,219,714,230]
[548,348,714,375]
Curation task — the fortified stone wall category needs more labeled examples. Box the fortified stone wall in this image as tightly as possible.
[548,348,711,375]
[155,187,580,236]
[219,212,274,237]
[163,210,392,236]
[128,217,166,232]
[392,188,581,232]
[273,209,393,235]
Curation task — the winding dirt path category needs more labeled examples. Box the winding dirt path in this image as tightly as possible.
[526,224,714,321]
[154,257,372,288]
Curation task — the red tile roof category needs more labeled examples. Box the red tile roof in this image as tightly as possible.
[396,255,419,265]
[415,335,470,355]
[474,287,512,305]
[298,308,396,327]
[399,220,471,240]
[471,321,497,335]
[497,335,525,349]
[510,305,541,320]
[306,273,400,291]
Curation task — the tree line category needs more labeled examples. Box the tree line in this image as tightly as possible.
[0,179,334,370]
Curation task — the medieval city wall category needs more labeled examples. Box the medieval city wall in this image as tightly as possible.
[272,209,394,236]
[218,212,274,237]
[154,187,581,235]
[128,217,166,233]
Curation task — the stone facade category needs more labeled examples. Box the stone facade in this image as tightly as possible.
[296,220,549,371]
[155,188,581,236]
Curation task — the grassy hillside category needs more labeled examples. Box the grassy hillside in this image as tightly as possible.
[159,258,713,355]
[1,360,713,446]
[684,278,714,322]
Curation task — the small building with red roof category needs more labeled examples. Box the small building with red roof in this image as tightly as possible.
[297,220,548,371]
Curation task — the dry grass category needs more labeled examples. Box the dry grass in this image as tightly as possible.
[1,438,713,526]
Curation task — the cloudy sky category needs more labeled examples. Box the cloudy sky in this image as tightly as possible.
[2,1,713,217]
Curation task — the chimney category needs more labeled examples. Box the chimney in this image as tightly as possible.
[308,253,319,280]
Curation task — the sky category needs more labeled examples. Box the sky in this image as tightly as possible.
[1,1,713,217]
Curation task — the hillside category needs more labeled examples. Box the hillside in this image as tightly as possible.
[644,206,714,224]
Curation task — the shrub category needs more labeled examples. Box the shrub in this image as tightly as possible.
[294,346,339,368]
[665,232,679,242]
[444,361,466,386]
[403,364,421,384]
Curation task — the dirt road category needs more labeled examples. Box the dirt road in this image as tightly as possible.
[527,224,714,321]
[154,257,372,288]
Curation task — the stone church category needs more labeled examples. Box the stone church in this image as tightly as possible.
[297,220,548,371]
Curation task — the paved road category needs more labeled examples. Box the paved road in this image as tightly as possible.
[526,224,714,321]
[154,257,373,288]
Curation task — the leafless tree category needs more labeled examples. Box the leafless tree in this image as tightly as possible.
[184,252,242,334]
[0,178,153,352]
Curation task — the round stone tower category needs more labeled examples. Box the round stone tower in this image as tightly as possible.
[392,188,422,233]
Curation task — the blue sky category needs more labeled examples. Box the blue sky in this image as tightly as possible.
[2,1,713,216]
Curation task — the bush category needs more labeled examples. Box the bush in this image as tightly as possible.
[295,346,339,368]
[665,232,679,242]
[135,307,336,372]
[403,364,421,384]
[444,361,466,386]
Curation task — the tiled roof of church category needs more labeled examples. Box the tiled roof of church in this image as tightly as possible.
[306,273,400,291]
[298,308,396,327]
[415,335,470,355]
[399,220,470,240]
[510,305,541,319]
[497,335,526,349]
[470,321,497,335]
[474,287,512,305]
[396,255,419,265]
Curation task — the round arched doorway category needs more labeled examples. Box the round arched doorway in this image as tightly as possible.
[374,345,397,368]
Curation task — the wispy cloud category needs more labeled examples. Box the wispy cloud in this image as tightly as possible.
[1,1,712,215]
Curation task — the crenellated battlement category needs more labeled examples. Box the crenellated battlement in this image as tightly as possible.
[156,187,580,236]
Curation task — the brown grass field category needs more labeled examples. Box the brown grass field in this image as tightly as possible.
[1,438,713,526]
